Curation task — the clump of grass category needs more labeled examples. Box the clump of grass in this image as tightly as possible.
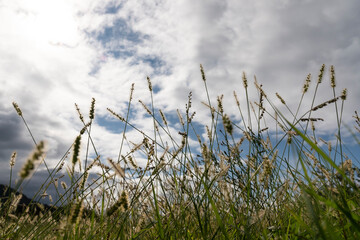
[1,64,359,239]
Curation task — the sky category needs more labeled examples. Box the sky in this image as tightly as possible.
[0,0,360,201]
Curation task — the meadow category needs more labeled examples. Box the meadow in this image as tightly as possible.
[1,64,359,239]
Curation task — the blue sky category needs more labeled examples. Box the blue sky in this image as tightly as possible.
[0,0,359,200]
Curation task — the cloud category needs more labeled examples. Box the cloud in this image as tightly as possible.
[0,111,32,163]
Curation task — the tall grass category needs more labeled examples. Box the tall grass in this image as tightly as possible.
[1,65,359,239]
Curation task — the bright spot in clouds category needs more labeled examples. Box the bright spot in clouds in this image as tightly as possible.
[2,0,79,48]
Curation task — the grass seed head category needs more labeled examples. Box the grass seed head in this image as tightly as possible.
[89,97,96,120]
[303,73,311,93]
[287,134,293,144]
[80,122,91,135]
[312,97,339,111]
[177,109,184,126]
[108,158,125,178]
[54,178,58,188]
[69,199,84,225]
[106,192,129,217]
[318,64,325,83]
[330,65,336,88]
[186,92,193,115]
[310,120,315,131]
[242,72,248,88]
[107,108,126,122]
[200,64,206,82]
[130,83,135,101]
[75,103,85,124]
[341,88,347,100]
[12,102,23,116]
[254,76,267,98]
[61,181,68,190]
[139,100,152,115]
[340,159,352,172]
[10,193,22,213]
[276,93,286,104]
[217,95,224,114]
[119,191,129,211]
[222,114,233,135]
[130,141,143,154]
[72,135,81,167]
[8,213,18,220]
[147,76,153,92]
[19,141,46,179]
[80,171,89,191]
[233,91,240,107]
[328,141,332,153]
[56,160,65,173]
[159,146,169,162]
[10,151,16,167]
[159,109,168,126]
[188,111,196,123]
[259,155,275,188]
[128,155,138,169]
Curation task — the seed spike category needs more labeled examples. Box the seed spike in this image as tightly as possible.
[330,65,336,88]
[200,64,206,82]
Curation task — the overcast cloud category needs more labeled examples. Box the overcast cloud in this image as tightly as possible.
[1,0,359,199]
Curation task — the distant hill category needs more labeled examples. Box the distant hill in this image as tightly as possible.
[0,184,56,215]
[0,184,97,219]
[0,184,32,205]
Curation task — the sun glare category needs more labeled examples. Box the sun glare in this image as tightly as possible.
[15,0,79,48]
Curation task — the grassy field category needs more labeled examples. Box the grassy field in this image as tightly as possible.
[1,64,360,239]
